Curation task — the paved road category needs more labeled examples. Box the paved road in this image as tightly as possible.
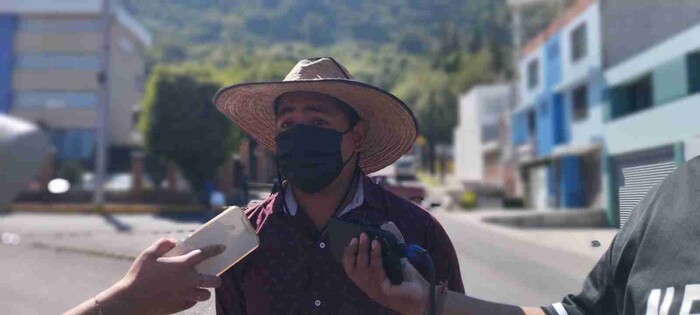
[0,208,605,313]
[422,181,605,307]
[433,210,601,307]
[0,213,214,314]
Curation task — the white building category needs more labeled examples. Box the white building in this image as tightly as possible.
[453,84,513,191]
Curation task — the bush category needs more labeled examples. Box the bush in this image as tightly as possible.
[459,190,477,210]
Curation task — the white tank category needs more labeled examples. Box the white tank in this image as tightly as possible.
[0,114,49,211]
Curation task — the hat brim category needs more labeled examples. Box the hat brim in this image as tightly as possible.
[213,79,418,174]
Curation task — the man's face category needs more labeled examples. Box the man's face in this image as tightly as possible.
[275,91,363,163]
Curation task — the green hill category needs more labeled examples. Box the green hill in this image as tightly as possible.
[127,0,563,155]
[123,0,560,72]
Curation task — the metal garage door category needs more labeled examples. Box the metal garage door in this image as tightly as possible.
[618,162,677,227]
[613,145,677,228]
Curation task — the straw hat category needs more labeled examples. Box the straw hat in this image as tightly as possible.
[213,57,418,174]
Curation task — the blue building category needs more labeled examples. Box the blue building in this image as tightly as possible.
[511,0,700,228]
[511,0,605,211]
[600,0,700,227]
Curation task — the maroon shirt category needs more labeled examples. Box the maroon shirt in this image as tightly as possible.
[216,176,464,314]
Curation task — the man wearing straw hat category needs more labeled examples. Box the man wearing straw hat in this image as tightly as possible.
[213,57,464,314]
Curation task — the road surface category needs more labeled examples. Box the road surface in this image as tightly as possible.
[0,209,604,313]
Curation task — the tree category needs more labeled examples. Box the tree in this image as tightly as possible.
[140,66,234,198]
[414,87,457,174]
[449,50,496,93]
[393,70,456,173]
[397,31,428,55]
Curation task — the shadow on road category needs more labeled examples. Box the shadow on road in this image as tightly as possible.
[99,213,132,233]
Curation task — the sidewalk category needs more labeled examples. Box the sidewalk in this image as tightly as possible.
[434,209,618,263]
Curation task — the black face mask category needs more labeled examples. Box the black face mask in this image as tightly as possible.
[276,124,355,193]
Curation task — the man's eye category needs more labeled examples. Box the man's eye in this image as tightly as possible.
[312,120,327,127]
[280,122,292,129]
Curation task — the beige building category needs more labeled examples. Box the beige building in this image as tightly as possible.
[453,84,520,199]
[0,0,151,162]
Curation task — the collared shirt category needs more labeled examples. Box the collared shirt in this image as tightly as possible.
[283,177,365,217]
[216,175,464,315]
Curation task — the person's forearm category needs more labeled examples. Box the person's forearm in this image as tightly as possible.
[63,282,138,315]
[437,290,544,315]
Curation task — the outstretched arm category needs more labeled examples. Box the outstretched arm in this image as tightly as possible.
[64,238,225,315]
[342,233,544,315]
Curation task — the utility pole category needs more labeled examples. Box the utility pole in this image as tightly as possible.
[94,0,112,209]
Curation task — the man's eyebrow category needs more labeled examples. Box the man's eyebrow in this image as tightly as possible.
[276,104,336,119]
[303,105,334,116]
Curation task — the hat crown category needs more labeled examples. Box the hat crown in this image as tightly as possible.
[283,57,354,81]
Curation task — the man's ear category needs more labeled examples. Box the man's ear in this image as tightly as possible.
[351,121,366,151]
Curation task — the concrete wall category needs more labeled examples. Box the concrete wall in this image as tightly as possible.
[109,22,145,146]
[454,85,511,183]
[685,135,700,161]
[606,22,700,87]
[454,91,483,182]
[601,0,700,69]
[605,93,700,155]
[559,2,602,87]
[518,46,545,110]
[11,108,97,129]
[534,34,565,157]
[14,32,101,53]
[13,70,99,91]
[544,34,563,91]
[570,103,604,145]
[555,2,606,146]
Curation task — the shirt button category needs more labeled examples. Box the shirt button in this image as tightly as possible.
[314,300,322,307]
[319,242,326,249]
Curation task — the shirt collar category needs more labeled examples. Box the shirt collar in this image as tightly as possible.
[283,177,366,217]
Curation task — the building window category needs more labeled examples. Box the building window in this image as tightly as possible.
[15,54,100,70]
[527,59,539,90]
[611,76,653,119]
[50,129,96,161]
[572,84,588,122]
[481,123,500,143]
[688,50,700,94]
[14,91,98,109]
[571,23,587,62]
[527,108,536,136]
